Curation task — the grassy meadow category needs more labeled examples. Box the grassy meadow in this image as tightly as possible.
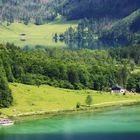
[0,83,140,117]
[0,21,77,48]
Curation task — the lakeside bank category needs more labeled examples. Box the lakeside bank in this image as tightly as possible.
[1,83,140,122]
[5,100,140,122]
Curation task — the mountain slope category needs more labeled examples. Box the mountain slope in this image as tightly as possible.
[57,0,140,20]
[1,0,140,24]
[0,0,55,24]
[100,9,140,44]
[1,83,139,116]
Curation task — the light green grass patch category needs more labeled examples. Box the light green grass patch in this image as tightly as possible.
[0,21,77,48]
[0,83,140,117]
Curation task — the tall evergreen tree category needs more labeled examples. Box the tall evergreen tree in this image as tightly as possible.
[0,59,13,108]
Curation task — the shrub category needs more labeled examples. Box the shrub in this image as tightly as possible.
[85,95,93,106]
[76,102,81,109]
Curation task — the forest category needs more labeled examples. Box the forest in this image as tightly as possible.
[0,43,140,108]
[56,0,140,20]
[1,0,140,25]
[0,0,59,25]
[55,12,140,49]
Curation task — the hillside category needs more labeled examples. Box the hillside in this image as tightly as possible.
[1,0,140,24]
[100,9,140,44]
[0,0,57,24]
[1,83,140,117]
[57,0,140,20]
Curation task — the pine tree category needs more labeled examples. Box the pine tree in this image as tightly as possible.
[0,59,13,108]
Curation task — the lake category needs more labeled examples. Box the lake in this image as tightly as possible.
[0,105,140,140]
[0,37,124,50]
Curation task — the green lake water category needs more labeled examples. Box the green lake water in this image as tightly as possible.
[0,105,140,140]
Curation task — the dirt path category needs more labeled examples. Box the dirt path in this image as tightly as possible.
[94,100,138,106]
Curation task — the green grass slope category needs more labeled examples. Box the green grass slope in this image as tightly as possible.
[0,21,77,48]
[0,83,140,117]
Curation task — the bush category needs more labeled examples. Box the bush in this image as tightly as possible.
[85,95,93,106]
[74,83,84,90]
[76,102,81,109]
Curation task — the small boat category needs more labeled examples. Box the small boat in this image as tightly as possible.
[0,119,14,126]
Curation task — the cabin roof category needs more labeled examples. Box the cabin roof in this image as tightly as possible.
[112,86,123,90]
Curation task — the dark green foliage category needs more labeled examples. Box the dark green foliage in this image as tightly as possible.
[0,43,140,93]
[61,9,140,48]
[100,9,140,45]
[127,73,140,93]
[117,63,130,88]
[109,46,140,65]
[1,0,140,25]
[0,59,13,108]
[0,0,57,24]
[60,18,108,49]
[57,0,140,20]
[76,102,81,109]
[109,46,140,92]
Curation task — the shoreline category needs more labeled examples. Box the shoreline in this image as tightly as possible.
[7,100,140,122]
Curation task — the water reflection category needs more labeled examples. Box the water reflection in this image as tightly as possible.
[22,39,125,51]
[1,133,140,140]
[53,37,126,50]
